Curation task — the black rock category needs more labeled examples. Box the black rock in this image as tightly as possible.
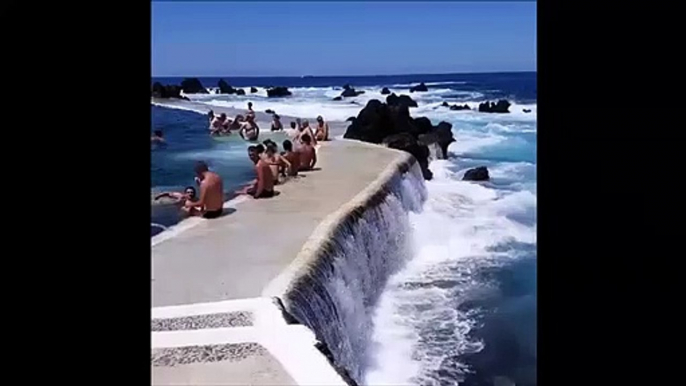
[462,166,490,181]
[410,82,428,93]
[235,89,246,95]
[266,86,292,97]
[332,96,343,101]
[341,86,365,97]
[250,87,258,93]
[386,93,418,108]
[265,109,275,114]
[383,133,433,180]
[450,104,471,111]
[346,116,356,122]
[151,82,183,99]
[523,109,532,113]
[217,79,236,94]
[441,101,450,107]
[181,78,207,94]
[381,87,391,95]
[478,99,511,113]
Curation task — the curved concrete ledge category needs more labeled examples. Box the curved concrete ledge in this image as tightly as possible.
[262,140,415,298]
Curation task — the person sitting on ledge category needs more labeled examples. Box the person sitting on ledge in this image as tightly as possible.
[298,119,317,146]
[239,145,275,199]
[151,130,165,144]
[184,161,225,219]
[281,139,300,177]
[315,115,330,141]
[298,134,317,171]
[264,140,291,183]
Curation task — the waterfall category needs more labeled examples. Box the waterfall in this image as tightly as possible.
[282,162,427,384]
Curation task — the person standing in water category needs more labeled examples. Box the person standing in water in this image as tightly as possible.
[185,161,225,218]
[315,115,330,141]
[271,114,283,131]
[154,186,201,215]
[247,102,256,120]
[239,114,260,141]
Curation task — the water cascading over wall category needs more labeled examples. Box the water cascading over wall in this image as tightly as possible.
[280,161,427,385]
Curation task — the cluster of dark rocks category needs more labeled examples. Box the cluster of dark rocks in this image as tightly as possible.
[332,85,366,101]
[151,77,292,98]
[441,101,471,111]
[343,95,455,180]
[478,99,511,113]
[409,82,429,92]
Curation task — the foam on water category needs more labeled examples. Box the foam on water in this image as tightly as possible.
[283,164,427,384]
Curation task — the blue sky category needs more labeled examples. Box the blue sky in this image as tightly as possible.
[152,2,536,77]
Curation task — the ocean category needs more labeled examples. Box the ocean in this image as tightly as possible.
[151,72,536,386]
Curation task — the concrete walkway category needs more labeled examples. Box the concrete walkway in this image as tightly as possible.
[151,139,404,307]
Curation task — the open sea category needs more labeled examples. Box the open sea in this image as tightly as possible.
[151,72,536,386]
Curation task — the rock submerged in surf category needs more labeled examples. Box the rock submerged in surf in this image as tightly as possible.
[410,82,429,92]
[332,96,343,101]
[235,89,246,95]
[250,87,258,93]
[181,78,208,94]
[151,82,188,100]
[478,99,511,113]
[343,98,455,180]
[340,84,365,97]
[462,166,490,181]
[266,86,292,97]
[217,78,236,94]
[380,87,391,95]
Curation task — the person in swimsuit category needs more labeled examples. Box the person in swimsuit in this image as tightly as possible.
[264,141,291,183]
[240,145,275,199]
[298,134,317,171]
[282,139,300,176]
[239,114,260,141]
[154,186,201,215]
[184,161,225,218]
[151,130,165,144]
[247,102,256,120]
[271,114,283,131]
[315,115,330,141]
[297,120,317,146]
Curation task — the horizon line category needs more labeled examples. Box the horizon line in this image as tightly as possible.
[151,70,537,78]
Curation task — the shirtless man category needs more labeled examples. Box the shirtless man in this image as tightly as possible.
[282,139,300,176]
[264,141,291,183]
[151,130,165,144]
[210,113,229,135]
[298,134,317,171]
[184,161,225,218]
[242,145,275,198]
[246,102,256,120]
[297,119,317,146]
[239,114,260,141]
[315,115,330,141]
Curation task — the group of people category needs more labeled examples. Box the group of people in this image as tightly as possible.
[208,102,260,140]
[153,106,324,219]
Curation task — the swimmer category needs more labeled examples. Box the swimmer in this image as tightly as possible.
[315,115,330,141]
[298,134,317,171]
[210,113,228,135]
[246,102,256,121]
[282,139,300,176]
[184,161,225,219]
[271,114,283,131]
[151,130,165,144]
[154,186,201,214]
[239,114,260,141]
